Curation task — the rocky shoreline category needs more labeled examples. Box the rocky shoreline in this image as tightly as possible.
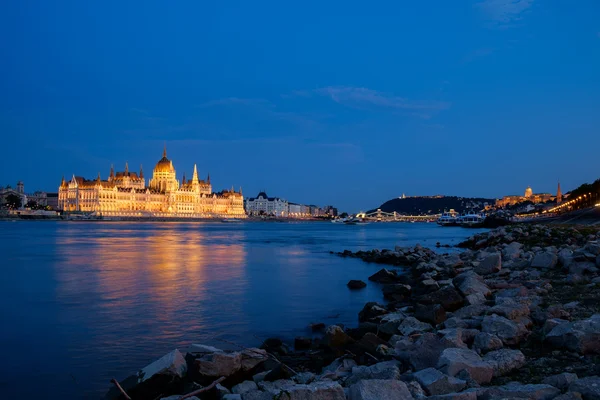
[106,224,600,400]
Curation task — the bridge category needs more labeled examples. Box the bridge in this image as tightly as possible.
[356,209,441,222]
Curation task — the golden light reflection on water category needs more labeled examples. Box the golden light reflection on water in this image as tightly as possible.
[53,223,248,339]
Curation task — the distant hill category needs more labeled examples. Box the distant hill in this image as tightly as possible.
[371,196,496,215]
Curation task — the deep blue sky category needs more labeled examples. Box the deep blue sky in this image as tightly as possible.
[1,1,599,212]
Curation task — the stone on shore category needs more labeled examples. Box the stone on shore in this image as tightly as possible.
[428,393,477,400]
[278,381,346,400]
[475,253,502,276]
[531,252,558,269]
[232,380,258,395]
[542,373,578,391]
[545,314,600,354]
[413,367,467,395]
[415,303,447,325]
[348,379,413,400]
[453,271,491,298]
[197,351,241,377]
[489,298,530,320]
[223,395,241,400]
[436,348,494,385]
[368,268,398,284]
[396,333,455,371]
[503,242,523,260]
[378,312,407,335]
[398,316,434,336]
[569,376,600,400]
[348,280,367,289]
[484,382,560,400]
[241,348,269,371]
[325,325,353,347]
[418,286,465,312]
[345,361,401,385]
[359,302,388,322]
[472,332,503,354]
[482,314,529,345]
[483,349,526,377]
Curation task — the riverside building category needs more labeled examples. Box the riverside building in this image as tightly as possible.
[58,147,246,218]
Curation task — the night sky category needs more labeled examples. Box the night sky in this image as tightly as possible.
[1,1,599,212]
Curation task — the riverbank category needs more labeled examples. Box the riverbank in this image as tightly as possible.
[105,223,600,399]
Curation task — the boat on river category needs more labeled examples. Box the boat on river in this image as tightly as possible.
[457,211,486,228]
[437,209,459,226]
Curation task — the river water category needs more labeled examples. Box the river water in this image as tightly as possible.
[0,220,485,398]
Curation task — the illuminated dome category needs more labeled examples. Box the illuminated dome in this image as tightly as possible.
[154,146,175,173]
[525,186,533,198]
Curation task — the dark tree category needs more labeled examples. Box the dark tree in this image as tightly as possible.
[26,200,38,209]
[5,194,22,209]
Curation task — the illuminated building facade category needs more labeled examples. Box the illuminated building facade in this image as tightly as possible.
[58,147,246,218]
[495,185,557,208]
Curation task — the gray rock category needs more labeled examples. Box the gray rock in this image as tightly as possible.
[348,379,413,400]
[216,383,231,396]
[490,298,530,320]
[558,249,574,267]
[531,252,558,269]
[453,305,488,320]
[258,379,296,394]
[436,348,494,385]
[325,325,353,347]
[597,254,600,268]
[553,393,582,400]
[569,261,598,275]
[276,381,346,400]
[187,343,223,354]
[223,395,242,400]
[543,318,569,335]
[473,332,503,354]
[241,391,274,400]
[413,367,467,395]
[542,373,578,391]
[445,317,470,329]
[346,361,401,385]
[398,317,433,336]
[476,253,502,276]
[294,372,316,384]
[465,293,487,306]
[406,380,426,399]
[133,349,187,384]
[415,304,447,325]
[496,286,529,298]
[197,351,241,377]
[482,314,529,345]
[569,376,600,400]
[232,381,259,395]
[241,348,269,371]
[429,393,477,400]
[484,382,561,400]
[378,312,407,335]
[454,271,491,298]
[546,314,600,354]
[585,241,600,256]
[396,333,455,371]
[438,329,468,349]
[503,242,523,260]
[483,349,526,377]
[252,370,270,383]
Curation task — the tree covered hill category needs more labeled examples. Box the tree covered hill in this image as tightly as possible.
[371,196,496,215]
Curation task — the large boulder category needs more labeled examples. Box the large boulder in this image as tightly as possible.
[453,272,491,298]
[569,376,600,400]
[453,305,488,320]
[472,332,503,354]
[415,304,447,325]
[475,253,502,276]
[413,367,467,395]
[359,302,388,322]
[368,268,398,284]
[398,317,434,336]
[489,298,530,320]
[325,325,353,348]
[483,349,526,377]
[348,379,413,400]
[197,351,241,377]
[347,280,367,289]
[482,314,529,346]
[277,381,345,400]
[378,312,407,336]
[382,283,412,301]
[418,286,465,312]
[503,242,523,260]
[428,393,476,400]
[436,348,494,385]
[241,348,269,371]
[484,382,560,400]
[106,349,187,400]
[545,314,600,354]
[396,333,455,371]
[542,373,578,391]
[232,380,258,395]
[345,361,401,385]
[531,252,558,269]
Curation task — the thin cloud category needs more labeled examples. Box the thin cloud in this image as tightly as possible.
[313,86,450,113]
[475,0,534,26]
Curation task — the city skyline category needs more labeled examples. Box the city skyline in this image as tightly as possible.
[1,1,599,212]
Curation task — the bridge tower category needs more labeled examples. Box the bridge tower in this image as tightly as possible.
[556,180,562,204]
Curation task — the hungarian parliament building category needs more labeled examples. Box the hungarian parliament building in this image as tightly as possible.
[58,147,246,218]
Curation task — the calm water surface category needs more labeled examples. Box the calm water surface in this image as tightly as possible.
[0,220,485,399]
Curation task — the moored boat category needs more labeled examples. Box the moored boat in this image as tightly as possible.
[437,209,459,226]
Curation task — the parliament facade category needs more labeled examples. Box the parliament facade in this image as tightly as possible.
[58,147,246,218]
